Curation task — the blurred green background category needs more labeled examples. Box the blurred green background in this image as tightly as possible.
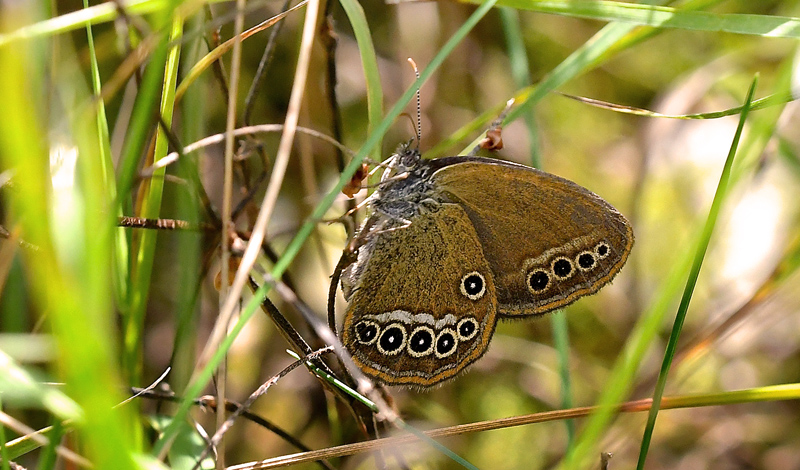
[1,0,800,469]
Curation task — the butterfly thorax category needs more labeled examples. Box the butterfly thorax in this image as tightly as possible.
[342,148,448,300]
[369,147,443,222]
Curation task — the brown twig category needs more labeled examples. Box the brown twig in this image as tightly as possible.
[117,216,216,232]
[228,388,800,469]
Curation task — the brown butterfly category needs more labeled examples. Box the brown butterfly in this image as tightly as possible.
[339,144,633,387]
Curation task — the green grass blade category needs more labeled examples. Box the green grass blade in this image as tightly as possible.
[36,420,63,470]
[499,7,541,167]
[338,0,383,162]
[429,0,726,158]
[550,312,575,443]
[560,248,693,469]
[729,62,795,185]
[429,21,637,158]
[115,0,181,205]
[124,15,184,388]
[0,4,139,467]
[663,383,800,408]
[561,54,790,465]
[170,9,208,393]
[396,420,481,470]
[0,396,9,470]
[83,0,130,333]
[0,0,166,46]
[460,0,800,39]
[2,424,64,465]
[635,77,758,469]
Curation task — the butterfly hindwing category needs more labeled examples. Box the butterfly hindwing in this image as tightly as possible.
[341,204,498,387]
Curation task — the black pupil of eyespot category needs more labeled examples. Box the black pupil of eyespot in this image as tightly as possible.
[553,259,572,277]
[459,321,476,338]
[464,274,483,295]
[436,332,455,354]
[579,253,595,269]
[598,244,609,256]
[379,327,404,352]
[409,330,433,353]
[529,271,549,291]
[355,322,377,342]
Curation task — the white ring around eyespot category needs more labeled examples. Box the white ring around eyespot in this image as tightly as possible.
[526,269,550,293]
[434,328,458,359]
[459,271,486,301]
[354,320,380,345]
[456,317,479,341]
[551,257,575,281]
[376,323,407,356]
[595,242,611,259]
[407,326,435,358]
[575,251,597,272]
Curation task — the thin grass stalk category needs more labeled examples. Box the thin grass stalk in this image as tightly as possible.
[243,0,292,126]
[1,419,84,466]
[229,383,800,469]
[728,58,795,184]
[550,312,575,443]
[216,0,248,465]
[555,90,793,120]
[126,13,185,391]
[175,1,309,104]
[171,6,207,397]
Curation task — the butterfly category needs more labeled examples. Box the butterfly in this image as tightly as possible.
[338,143,633,387]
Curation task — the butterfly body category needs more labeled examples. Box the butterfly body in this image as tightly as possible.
[341,145,633,387]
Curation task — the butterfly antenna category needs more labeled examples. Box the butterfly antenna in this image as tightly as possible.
[407,57,422,148]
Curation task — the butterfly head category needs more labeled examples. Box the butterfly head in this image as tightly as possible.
[387,140,423,174]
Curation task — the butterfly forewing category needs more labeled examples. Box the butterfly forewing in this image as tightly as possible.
[431,158,634,317]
